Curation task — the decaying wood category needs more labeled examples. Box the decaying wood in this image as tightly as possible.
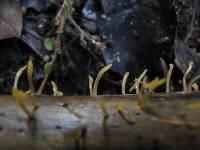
[0,92,200,149]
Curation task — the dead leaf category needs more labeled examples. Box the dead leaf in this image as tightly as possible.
[0,0,23,40]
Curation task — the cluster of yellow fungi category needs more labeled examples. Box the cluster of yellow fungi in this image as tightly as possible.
[13,59,200,119]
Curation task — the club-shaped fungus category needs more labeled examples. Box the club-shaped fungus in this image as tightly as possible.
[89,64,112,96]
[183,61,193,92]
[192,83,199,91]
[144,77,166,93]
[51,81,63,96]
[27,60,35,96]
[188,74,200,92]
[13,60,39,119]
[129,69,148,94]
[122,72,129,95]
[166,64,174,93]
[88,75,94,95]
[13,65,27,89]
[99,100,109,122]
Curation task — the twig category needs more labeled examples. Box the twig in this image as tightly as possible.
[36,0,71,95]
[67,15,99,60]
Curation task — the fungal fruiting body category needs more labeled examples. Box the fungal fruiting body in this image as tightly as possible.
[192,83,199,91]
[27,59,35,96]
[13,65,27,89]
[88,75,94,95]
[188,74,200,92]
[51,81,63,96]
[122,72,129,95]
[183,61,193,92]
[12,59,39,119]
[144,77,166,93]
[129,69,148,94]
[166,64,174,93]
[89,64,112,96]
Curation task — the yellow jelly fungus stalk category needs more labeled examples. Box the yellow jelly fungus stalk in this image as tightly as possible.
[13,65,27,89]
[188,74,200,92]
[166,64,174,93]
[91,64,112,96]
[144,77,166,93]
[122,72,129,95]
[12,88,33,120]
[99,100,109,122]
[129,82,136,93]
[183,61,193,92]
[192,83,199,91]
[130,69,148,94]
[27,60,35,96]
[88,75,94,96]
[51,81,63,96]
[142,76,148,85]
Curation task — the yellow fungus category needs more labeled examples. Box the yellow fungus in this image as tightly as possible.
[192,83,199,91]
[144,77,166,93]
[142,76,148,85]
[129,82,136,93]
[91,64,112,96]
[188,74,200,92]
[166,64,174,93]
[88,75,94,96]
[129,69,148,94]
[51,81,63,96]
[27,59,35,96]
[13,63,38,114]
[183,61,193,92]
[12,88,33,120]
[13,65,27,89]
[122,72,129,95]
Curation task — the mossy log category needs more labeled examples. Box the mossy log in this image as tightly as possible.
[0,93,200,150]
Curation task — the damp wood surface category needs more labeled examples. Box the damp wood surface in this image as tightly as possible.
[0,93,200,150]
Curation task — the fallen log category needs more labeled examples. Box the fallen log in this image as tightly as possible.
[0,92,200,150]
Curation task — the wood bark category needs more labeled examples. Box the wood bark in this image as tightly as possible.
[0,92,200,150]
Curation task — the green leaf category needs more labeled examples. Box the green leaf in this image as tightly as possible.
[44,38,54,51]
[43,62,52,74]
[69,7,75,16]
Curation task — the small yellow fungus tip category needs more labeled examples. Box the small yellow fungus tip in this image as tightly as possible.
[188,74,200,92]
[27,59,35,96]
[166,64,174,93]
[91,64,112,96]
[12,88,33,120]
[183,61,193,92]
[122,72,129,95]
[51,81,63,96]
[129,69,148,94]
[14,65,27,89]
[88,75,94,96]
[192,83,199,91]
[99,100,109,122]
